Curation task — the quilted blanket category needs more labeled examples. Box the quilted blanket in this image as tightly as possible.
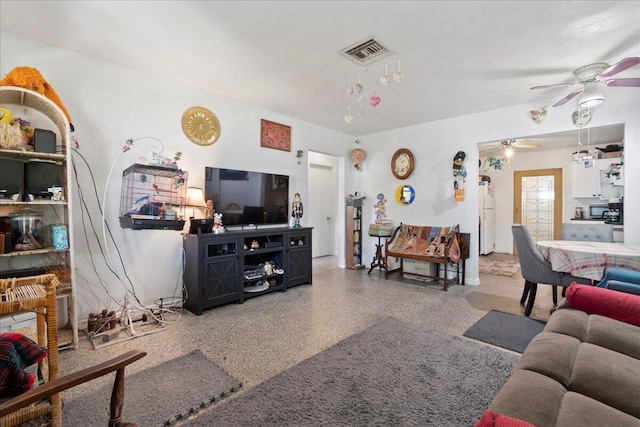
[0,332,47,397]
[388,224,460,262]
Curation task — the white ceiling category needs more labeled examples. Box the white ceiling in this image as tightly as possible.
[1,1,639,143]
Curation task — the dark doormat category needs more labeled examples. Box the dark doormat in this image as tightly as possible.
[63,349,242,426]
[463,310,546,353]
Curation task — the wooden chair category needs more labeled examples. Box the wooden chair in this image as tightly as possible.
[1,274,60,426]
[0,349,147,427]
[1,274,146,426]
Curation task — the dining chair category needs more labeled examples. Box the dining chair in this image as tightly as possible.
[511,224,590,317]
[560,222,614,242]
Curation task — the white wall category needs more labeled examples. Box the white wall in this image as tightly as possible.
[1,32,352,319]
[2,30,639,314]
[356,97,639,286]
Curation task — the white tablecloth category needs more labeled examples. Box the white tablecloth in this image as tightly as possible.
[536,240,640,280]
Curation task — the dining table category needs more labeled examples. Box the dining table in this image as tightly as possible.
[536,240,640,281]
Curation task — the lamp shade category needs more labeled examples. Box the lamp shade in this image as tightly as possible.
[185,187,206,207]
[579,83,604,108]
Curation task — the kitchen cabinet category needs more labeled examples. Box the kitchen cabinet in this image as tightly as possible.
[571,157,622,200]
[613,225,624,243]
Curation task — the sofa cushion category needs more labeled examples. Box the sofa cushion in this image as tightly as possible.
[489,370,565,427]
[584,315,640,360]
[555,392,640,427]
[546,308,640,360]
[544,306,589,341]
[569,343,640,419]
[516,332,580,386]
[565,283,640,326]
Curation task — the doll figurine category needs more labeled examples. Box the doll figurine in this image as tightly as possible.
[374,193,387,221]
[291,193,303,227]
[205,199,215,219]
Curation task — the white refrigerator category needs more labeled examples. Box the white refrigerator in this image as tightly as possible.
[479,183,495,255]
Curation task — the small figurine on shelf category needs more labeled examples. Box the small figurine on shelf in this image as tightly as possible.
[205,199,215,219]
[291,192,303,228]
[213,212,224,233]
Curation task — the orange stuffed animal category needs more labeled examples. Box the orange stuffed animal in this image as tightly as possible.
[0,66,73,127]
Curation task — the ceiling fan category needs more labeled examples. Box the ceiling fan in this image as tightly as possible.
[482,139,540,157]
[531,57,640,108]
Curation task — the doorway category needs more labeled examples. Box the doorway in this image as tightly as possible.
[308,152,339,258]
[513,168,563,242]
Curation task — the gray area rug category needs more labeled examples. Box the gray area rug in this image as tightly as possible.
[183,317,520,426]
[463,310,546,353]
[63,349,242,426]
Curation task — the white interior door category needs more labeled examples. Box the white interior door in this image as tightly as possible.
[308,162,335,257]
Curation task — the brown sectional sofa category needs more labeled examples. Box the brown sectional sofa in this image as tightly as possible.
[486,298,640,427]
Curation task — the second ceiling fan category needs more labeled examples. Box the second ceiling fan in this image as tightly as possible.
[482,139,540,157]
[531,56,640,108]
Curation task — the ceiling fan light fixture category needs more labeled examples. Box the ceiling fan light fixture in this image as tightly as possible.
[578,85,604,108]
[504,146,514,158]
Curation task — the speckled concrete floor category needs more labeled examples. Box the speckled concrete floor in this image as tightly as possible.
[58,254,555,421]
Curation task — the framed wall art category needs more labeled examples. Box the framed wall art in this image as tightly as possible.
[260,119,291,151]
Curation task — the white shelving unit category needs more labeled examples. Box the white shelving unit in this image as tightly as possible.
[0,86,78,350]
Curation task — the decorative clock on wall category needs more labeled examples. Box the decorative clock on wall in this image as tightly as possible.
[181,106,221,146]
[391,148,415,179]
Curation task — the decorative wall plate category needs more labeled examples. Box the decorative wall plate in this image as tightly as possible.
[181,106,221,146]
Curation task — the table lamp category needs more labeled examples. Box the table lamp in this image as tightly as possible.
[185,187,206,219]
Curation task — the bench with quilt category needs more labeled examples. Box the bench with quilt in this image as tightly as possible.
[384,223,467,290]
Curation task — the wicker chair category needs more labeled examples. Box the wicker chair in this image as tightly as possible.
[0,274,60,426]
[1,274,146,426]
[0,350,147,427]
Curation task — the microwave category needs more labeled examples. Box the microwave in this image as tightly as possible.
[589,204,608,219]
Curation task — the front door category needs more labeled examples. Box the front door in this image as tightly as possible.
[513,168,563,246]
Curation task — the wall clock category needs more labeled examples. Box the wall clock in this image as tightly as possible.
[391,148,415,179]
[181,106,221,146]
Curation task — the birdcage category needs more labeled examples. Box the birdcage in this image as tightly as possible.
[119,163,187,230]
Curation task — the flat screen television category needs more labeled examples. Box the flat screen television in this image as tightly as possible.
[205,167,289,227]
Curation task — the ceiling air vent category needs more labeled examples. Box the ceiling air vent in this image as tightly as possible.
[340,38,392,66]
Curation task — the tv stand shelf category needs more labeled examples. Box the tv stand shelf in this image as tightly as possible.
[183,227,312,314]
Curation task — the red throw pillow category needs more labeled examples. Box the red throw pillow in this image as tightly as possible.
[474,410,536,427]
[565,283,640,327]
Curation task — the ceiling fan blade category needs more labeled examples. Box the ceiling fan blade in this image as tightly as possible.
[600,57,640,78]
[552,88,584,107]
[531,83,580,90]
[601,77,640,87]
[515,143,541,149]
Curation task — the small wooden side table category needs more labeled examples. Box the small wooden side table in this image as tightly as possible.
[368,231,392,274]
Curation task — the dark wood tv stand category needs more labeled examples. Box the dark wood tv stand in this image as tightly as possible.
[183,227,313,314]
